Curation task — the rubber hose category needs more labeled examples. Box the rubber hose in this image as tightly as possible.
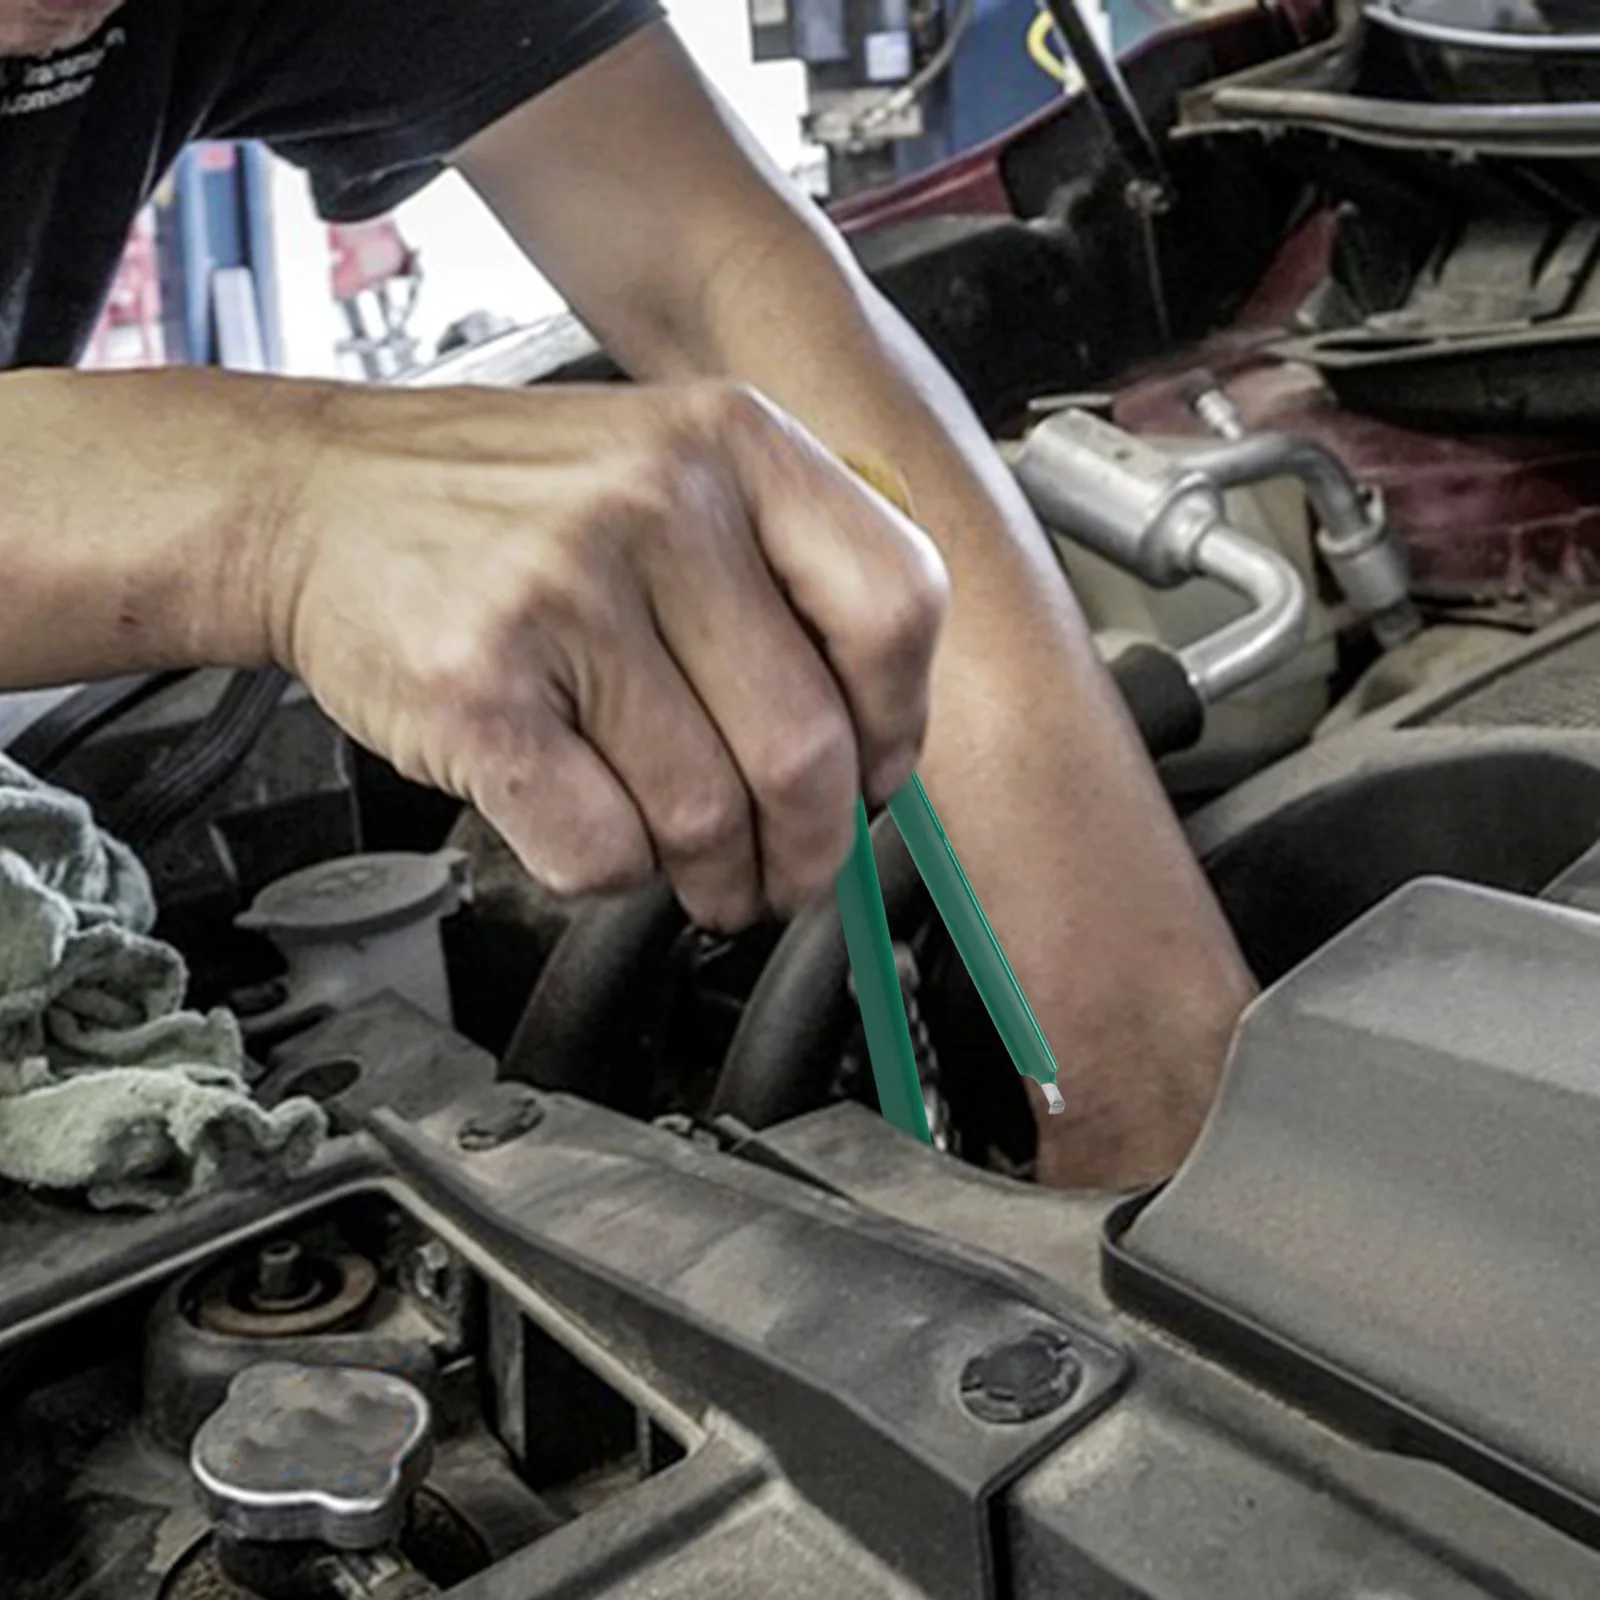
[111,667,290,850]
[1110,643,1206,759]
[711,814,929,1131]
[7,671,188,778]
[500,880,687,1114]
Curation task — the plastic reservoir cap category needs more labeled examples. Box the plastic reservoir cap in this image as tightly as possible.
[236,850,467,944]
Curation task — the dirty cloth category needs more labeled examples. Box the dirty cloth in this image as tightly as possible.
[0,753,324,1210]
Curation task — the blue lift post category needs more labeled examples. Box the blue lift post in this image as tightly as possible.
[157,141,281,372]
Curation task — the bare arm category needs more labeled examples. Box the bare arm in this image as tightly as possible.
[0,365,947,926]
[457,23,1255,1185]
[0,368,290,685]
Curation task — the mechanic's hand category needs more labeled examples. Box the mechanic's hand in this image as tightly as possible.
[269,380,949,929]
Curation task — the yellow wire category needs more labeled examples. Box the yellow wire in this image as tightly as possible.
[1026,9,1071,83]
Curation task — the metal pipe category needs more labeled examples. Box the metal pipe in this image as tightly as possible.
[1182,531,1309,703]
[1181,433,1370,544]
[1014,408,1311,705]
[1366,2,1600,55]
[1181,374,1248,441]
[1014,408,1222,588]
[1205,86,1600,151]
[1178,430,1420,646]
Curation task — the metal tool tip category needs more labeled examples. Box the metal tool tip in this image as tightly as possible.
[1040,1081,1065,1116]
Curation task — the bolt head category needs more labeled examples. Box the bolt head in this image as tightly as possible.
[960,1329,1083,1425]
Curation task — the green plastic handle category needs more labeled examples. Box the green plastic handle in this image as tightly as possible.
[887,775,1064,1110]
[831,460,1059,1125]
[834,800,931,1143]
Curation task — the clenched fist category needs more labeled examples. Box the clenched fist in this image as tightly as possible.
[264,379,949,929]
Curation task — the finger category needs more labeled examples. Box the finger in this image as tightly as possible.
[709,388,950,802]
[470,699,657,902]
[576,609,764,931]
[636,457,861,914]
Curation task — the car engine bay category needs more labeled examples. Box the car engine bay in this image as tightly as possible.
[10,3,1600,1595]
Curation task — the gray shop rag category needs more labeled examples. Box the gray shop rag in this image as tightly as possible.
[0,753,325,1210]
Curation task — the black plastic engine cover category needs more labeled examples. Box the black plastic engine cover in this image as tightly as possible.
[1114,876,1600,1544]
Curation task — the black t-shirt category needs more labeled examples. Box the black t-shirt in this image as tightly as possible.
[0,0,662,368]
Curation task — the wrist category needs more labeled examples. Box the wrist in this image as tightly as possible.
[166,369,340,673]
[0,369,298,685]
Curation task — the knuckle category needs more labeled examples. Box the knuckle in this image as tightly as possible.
[539,852,652,902]
[657,782,747,862]
[683,378,771,445]
[560,475,676,561]
[506,557,621,650]
[873,573,946,664]
[611,465,683,532]
[661,381,785,481]
[535,828,656,901]
[420,634,506,722]
[601,458,717,562]
[836,558,949,705]
[885,535,952,636]
[749,713,856,810]
[421,637,545,741]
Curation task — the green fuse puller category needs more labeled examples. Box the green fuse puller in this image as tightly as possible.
[836,457,1064,1141]
[835,779,1065,1144]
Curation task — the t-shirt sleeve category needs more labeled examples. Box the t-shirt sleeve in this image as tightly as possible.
[200,0,665,221]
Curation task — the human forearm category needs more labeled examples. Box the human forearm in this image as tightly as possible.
[0,367,293,687]
[0,365,946,929]
[681,236,1257,1181]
